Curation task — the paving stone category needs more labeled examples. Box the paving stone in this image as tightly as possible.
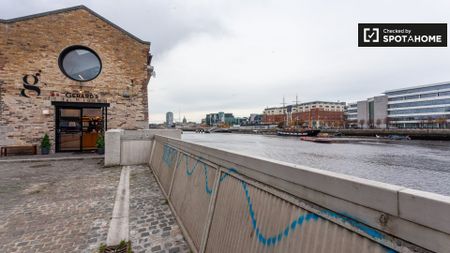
[151,245,162,251]
[169,247,180,253]
[129,165,190,253]
[0,159,120,253]
[0,161,191,253]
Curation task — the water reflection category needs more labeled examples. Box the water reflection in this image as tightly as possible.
[182,132,450,196]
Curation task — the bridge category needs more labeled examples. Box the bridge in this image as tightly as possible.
[181,126,232,133]
[105,129,450,253]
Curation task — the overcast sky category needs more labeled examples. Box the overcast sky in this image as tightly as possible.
[2,0,450,123]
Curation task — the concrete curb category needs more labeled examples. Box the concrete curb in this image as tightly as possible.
[106,166,130,245]
[0,155,104,163]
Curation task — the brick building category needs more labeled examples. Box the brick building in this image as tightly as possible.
[0,6,152,153]
[262,101,345,128]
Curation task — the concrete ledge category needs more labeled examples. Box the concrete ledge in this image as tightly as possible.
[105,129,123,166]
[105,129,181,167]
[399,188,450,234]
[152,135,450,253]
[121,140,153,165]
[121,129,182,140]
[0,155,103,163]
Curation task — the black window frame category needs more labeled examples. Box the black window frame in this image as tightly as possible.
[58,45,102,82]
[52,101,109,152]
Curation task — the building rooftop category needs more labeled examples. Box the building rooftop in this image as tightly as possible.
[384,81,450,94]
[264,101,346,110]
[0,5,150,45]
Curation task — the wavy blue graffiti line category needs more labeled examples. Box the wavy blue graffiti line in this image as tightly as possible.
[177,152,214,195]
[184,154,199,176]
[220,168,237,182]
[241,181,319,246]
[319,209,384,240]
[203,163,213,194]
[161,145,396,252]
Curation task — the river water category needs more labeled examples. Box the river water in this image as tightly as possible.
[182,132,450,196]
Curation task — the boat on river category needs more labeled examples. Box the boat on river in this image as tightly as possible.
[277,129,320,137]
[376,134,411,140]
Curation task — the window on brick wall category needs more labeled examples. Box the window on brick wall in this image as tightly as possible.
[59,46,102,82]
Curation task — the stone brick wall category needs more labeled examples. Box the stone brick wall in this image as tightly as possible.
[0,7,151,152]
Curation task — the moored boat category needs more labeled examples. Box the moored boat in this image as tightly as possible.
[277,129,320,137]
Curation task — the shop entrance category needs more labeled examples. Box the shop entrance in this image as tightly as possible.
[53,102,109,152]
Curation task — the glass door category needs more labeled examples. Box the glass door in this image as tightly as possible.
[55,105,107,152]
[81,108,104,150]
[56,108,82,152]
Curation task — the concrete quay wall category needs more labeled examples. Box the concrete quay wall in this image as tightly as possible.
[322,128,450,140]
[104,129,181,166]
[105,130,450,252]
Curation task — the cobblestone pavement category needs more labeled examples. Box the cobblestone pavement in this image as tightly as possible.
[0,160,191,253]
[129,165,190,253]
[0,159,119,253]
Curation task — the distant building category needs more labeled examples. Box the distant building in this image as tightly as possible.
[166,112,174,128]
[205,112,235,126]
[384,82,450,129]
[345,103,358,128]
[234,117,248,126]
[248,114,263,125]
[182,116,187,124]
[356,95,388,129]
[262,101,345,128]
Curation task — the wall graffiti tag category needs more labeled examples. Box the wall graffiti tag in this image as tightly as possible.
[161,144,397,252]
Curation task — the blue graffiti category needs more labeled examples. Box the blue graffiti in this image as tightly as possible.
[168,147,238,196]
[162,145,177,168]
[161,145,397,252]
[385,248,397,253]
[319,209,384,240]
[184,154,199,176]
[242,181,319,246]
[177,152,212,194]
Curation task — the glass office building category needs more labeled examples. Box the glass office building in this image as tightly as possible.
[345,103,358,128]
[384,82,450,128]
[205,112,236,126]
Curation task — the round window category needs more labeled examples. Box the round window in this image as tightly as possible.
[59,46,102,82]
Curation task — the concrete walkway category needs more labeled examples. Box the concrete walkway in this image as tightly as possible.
[0,159,190,253]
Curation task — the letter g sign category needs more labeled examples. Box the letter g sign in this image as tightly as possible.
[20,74,41,98]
